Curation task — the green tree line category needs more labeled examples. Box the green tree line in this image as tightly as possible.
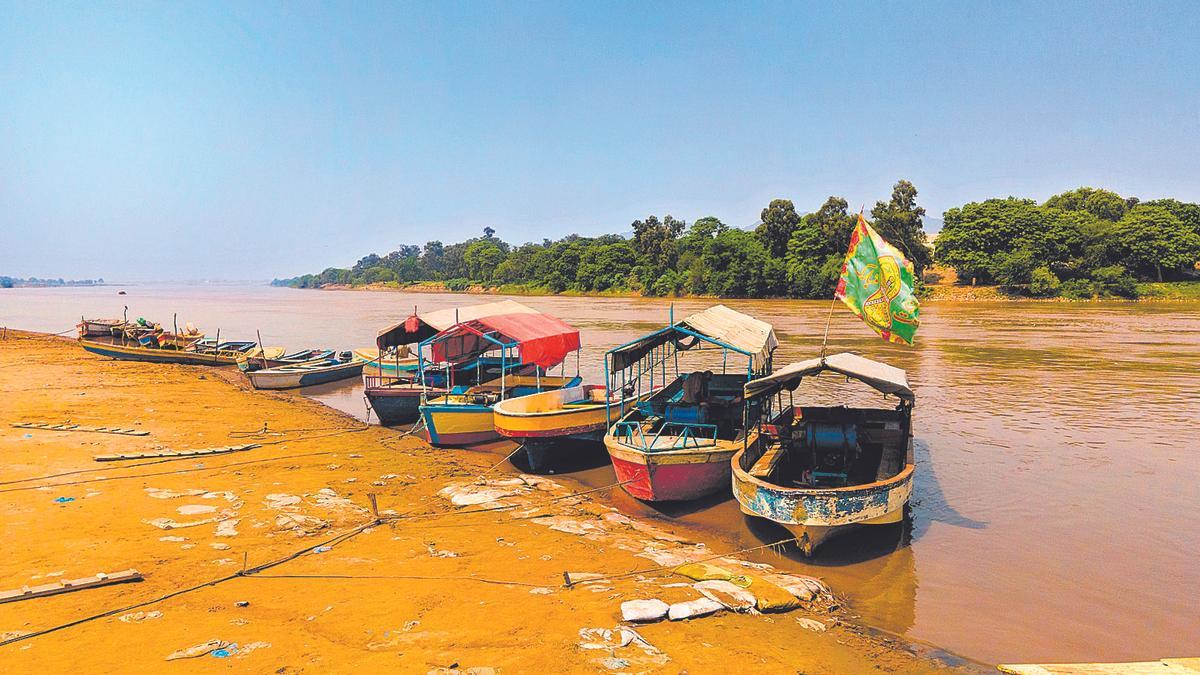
[273,182,1200,299]
[935,187,1200,298]
[273,180,932,298]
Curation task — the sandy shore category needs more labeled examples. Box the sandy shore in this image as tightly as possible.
[0,330,967,672]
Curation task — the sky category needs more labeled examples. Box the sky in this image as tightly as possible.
[1,1,1198,281]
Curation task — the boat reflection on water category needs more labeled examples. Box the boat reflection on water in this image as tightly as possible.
[747,507,917,634]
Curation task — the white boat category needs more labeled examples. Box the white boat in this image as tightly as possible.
[246,352,365,390]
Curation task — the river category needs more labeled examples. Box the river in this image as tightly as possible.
[3,282,1198,665]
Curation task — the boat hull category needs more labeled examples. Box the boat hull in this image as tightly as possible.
[247,361,365,390]
[604,436,744,502]
[421,402,500,447]
[364,385,439,426]
[731,454,915,556]
[493,385,621,441]
[80,340,238,366]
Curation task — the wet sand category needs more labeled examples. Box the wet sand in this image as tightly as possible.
[0,331,964,672]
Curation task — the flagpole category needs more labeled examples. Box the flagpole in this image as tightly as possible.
[819,296,836,361]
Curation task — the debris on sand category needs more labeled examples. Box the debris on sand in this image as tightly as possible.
[165,639,228,660]
[119,610,163,623]
[796,617,827,632]
[143,517,216,530]
[215,518,240,537]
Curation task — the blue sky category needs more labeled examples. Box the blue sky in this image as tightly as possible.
[2,1,1197,281]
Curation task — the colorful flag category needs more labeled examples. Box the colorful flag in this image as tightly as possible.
[835,214,920,345]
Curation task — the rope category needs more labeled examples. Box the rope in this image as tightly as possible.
[248,573,544,588]
[0,517,379,648]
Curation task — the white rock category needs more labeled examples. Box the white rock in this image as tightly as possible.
[620,599,669,623]
[694,580,758,612]
[796,617,827,632]
[177,504,217,515]
[667,598,724,621]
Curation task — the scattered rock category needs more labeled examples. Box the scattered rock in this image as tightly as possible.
[159,536,186,542]
[211,543,231,551]
[667,597,724,621]
[235,601,250,608]
[694,580,758,613]
[529,587,553,595]
[620,599,669,623]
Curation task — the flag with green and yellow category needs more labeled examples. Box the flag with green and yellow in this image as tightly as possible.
[835,213,921,345]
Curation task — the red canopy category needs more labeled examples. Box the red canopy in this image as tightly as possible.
[430,312,581,369]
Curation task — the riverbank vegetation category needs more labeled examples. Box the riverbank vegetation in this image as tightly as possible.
[274,183,1200,300]
[0,276,105,288]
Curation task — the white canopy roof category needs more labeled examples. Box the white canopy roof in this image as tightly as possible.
[607,304,778,372]
[744,352,914,402]
[376,300,538,349]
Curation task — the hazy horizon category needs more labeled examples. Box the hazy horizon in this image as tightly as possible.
[3,2,1197,282]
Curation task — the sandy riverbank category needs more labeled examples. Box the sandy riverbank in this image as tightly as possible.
[0,330,967,672]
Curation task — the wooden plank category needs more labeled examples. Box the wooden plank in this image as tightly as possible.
[0,569,143,604]
[94,443,259,462]
[1000,660,1200,675]
[12,422,150,437]
[750,445,785,478]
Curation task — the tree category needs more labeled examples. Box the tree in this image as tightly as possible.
[756,199,801,258]
[577,241,636,291]
[421,241,445,279]
[1144,198,1200,239]
[463,239,506,282]
[631,215,685,286]
[1112,205,1200,281]
[1045,187,1130,222]
[870,180,933,276]
[483,226,496,239]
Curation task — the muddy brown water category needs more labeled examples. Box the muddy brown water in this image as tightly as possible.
[3,283,1198,665]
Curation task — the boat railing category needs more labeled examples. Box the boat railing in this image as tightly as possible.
[613,420,718,452]
[363,374,419,390]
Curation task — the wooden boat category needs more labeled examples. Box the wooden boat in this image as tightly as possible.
[80,338,245,366]
[417,305,584,447]
[76,318,126,338]
[246,352,365,390]
[236,348,332,373]
[999,658,1200,674]
[603,305,777,502]
[356,348,420,378]
[731,353,916,557]
[365,356,507,427]
[365,301,541,426]
[493,384,641,470]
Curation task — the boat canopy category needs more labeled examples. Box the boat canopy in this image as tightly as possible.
[375,300,538,350]
[607,304,777,373]
[744,352,914,403]
[428,312,581,369]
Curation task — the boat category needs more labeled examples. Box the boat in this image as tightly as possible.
[365,301,541,426]
[76,318,126,338]
[731,352,916,557]
[79,338,248,366]
[493,384,643,471]
[246,352,366,390]
[356,348,420,378]
[602,305,777,502]
[418,305,583,447]
[236,348,333,373]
